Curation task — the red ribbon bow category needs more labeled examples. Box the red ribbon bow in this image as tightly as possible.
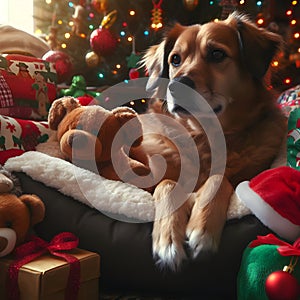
[250,234,300,256]
[6,232,80,300]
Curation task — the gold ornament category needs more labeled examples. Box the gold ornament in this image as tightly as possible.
[92,0,108,14]
[101,10,118,29]
[183,0,199,11]
[151,0,163,31]
[85,51,100,67]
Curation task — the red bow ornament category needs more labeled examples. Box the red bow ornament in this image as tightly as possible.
[250,233,300,256]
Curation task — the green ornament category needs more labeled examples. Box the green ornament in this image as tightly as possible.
[126,52,142,69]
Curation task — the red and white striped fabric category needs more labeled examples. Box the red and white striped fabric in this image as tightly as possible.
[0,74,14,108]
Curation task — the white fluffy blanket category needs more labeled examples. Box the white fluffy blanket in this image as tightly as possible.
[4,151,251,222]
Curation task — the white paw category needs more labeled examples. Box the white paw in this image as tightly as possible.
[153,241,187,271]
[186,228,218,259]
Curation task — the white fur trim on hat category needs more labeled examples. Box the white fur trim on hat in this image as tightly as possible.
[236,181,300,241]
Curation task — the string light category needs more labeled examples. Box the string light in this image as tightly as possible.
[129,10,136,16]
[284,78,292,85]
[257,18,264,25]
[239,0,245,4]
[291,19,297,25]
[294,32,300,39]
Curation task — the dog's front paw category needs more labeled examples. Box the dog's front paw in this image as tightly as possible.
[186,224,219,259]
[152,219,187,271]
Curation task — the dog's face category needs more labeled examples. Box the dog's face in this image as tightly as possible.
[143,13,282,128]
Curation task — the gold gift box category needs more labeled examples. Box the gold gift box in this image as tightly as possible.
[0,248,100,300]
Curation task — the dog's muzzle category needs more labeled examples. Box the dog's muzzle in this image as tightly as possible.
[167,76,211,116]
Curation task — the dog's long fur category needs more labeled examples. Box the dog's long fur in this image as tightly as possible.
[140,12,287,270]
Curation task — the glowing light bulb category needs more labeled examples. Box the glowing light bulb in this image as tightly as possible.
[284,78,291,84]
[129,10,136,16]
[257,18,264,25]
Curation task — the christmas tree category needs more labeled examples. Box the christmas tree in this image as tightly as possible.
[34,0,300,93]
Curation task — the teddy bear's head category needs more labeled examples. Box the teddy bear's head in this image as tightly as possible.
[0,193,45,257]
[48,96,144,163]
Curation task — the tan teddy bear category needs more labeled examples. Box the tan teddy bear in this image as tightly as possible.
[0,167,45,257]
[47,97,154,192]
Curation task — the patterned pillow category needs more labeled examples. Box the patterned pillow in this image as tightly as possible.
[0,115,51,164]
[0,54,57,120]
[277,84,300,116]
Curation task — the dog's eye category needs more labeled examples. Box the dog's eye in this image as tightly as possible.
[170,54,181,67]
[207,49,227,63]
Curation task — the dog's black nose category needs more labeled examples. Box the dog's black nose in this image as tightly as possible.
[172,76,195,90]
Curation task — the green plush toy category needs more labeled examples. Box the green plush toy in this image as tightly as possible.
[59,75,100,99]
[287,107,300,170]
[237,234,300,300]
[234,166,300,300]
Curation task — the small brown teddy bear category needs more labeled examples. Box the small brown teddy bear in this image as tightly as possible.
[48,97,154,191]
[0,167,45,257]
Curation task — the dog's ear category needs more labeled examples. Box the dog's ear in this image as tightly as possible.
[227,13,283,79]
[142,23,185,91]
[112,107,143,147]
[48,97,81,130]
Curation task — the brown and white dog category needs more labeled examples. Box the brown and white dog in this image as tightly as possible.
[139,12,287,270]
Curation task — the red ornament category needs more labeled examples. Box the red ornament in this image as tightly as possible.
[265,270,300,300]
[129,68,140,80]
[42,50,73,83]
[90,28,117,56]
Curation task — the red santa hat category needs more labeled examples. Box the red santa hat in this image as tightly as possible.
[235,166,300,241]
